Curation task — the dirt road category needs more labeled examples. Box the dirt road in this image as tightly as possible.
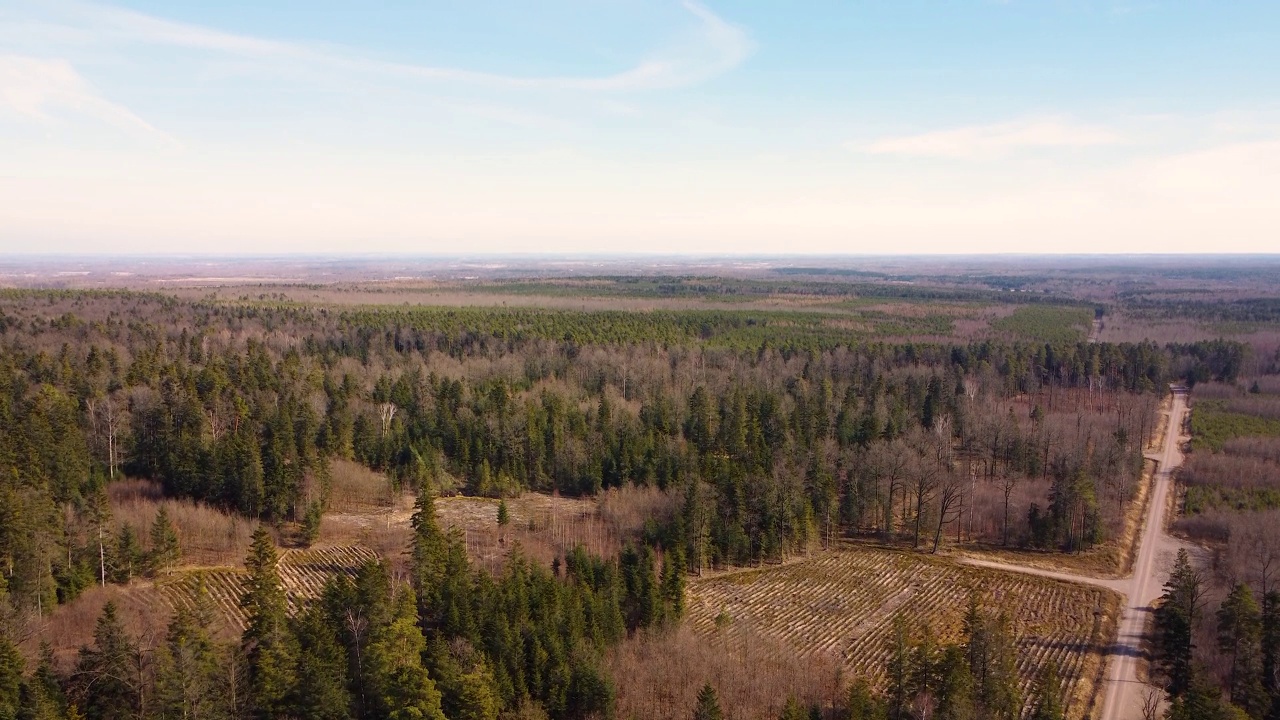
[962,388,1191,720]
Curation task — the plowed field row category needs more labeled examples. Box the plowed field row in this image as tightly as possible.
[687,548,1119,719]
[156,545,378,631]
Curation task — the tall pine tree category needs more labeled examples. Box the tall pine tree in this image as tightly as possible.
[241,527,296,719]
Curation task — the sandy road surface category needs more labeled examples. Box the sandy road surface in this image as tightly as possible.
[963,389,1191,720]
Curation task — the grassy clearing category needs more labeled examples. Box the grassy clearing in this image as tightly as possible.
[687,546,1119,720]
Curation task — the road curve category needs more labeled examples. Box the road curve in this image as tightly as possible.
[961,389,1191,720]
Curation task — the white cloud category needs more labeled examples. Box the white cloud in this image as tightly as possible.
[852,117,1123,158]
[41,0,751,92]
[0,53,172,141]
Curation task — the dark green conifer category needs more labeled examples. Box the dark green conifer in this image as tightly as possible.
[241,527,296,719]
[693,682,723,720]
[147,505,180,575]
[74,602,139,720]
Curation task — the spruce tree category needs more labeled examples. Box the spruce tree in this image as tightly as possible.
[241,527,296,719]
[846,678,887,720]
[411,487,448,628]
[935,645,976,720]
[301,501,323,548]
[147,505,181,575]
[18,643,66,720]
[1260,590,1280,708]
[74,602,139,720]
[0,633,21,720]
[1165,671,1234,720]
[366,587,445,720]
[110,524,142,584]
[453,666,500,720]
[694,683,723,720]
[661,546,687,622]
[154,596,223,720]
[291,606,351,720]
[887,615,912,720]
[779,695,807,720]
[1156,549,1204,696]
[1218,583,1267,716]
[0,576,19,720]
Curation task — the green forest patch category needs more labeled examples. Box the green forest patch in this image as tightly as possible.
[1189,402,1280,452]
[990,305,1093,344]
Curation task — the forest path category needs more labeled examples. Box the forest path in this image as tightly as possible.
[961,389,1190,720]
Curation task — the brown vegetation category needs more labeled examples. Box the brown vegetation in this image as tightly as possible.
[608,624,843,720]
[685,547,1119,719]
[107,479,258,567]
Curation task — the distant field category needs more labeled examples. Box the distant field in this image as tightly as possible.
[990,305,1094,345]
[686,547,1118,720]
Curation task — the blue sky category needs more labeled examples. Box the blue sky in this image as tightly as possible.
[2,0,1279,254]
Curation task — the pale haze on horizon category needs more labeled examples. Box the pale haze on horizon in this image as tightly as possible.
[1,0,1278,256]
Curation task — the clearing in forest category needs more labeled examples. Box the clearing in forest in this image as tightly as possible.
[687,547,1120,719]
[154,545,379,632]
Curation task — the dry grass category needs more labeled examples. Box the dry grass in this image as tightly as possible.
[608,624,843,720]
[21,583,171,670]
[327,458,397,512]
[107,479,258,567]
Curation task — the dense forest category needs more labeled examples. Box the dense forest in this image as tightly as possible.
[0,289,1247,719]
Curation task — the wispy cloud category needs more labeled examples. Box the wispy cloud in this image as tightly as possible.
[851,117,1123,158]
[0,53,174,142]
[36,0,752,92]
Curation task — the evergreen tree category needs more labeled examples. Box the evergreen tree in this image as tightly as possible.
[1029,664,1063,720]
[411,487,449,629]
[301,501,323,548]
[83,486,112,589]
[962,597,1019,720]
[0,634,21,720]
[886,615,912,720]
[240,527,296,719]
[1156,549,1204,696]
[154,593,224,720]
[909,623,941,713]
[661,546,687,622]
[147,506,181,576]
[74,602,139,720]
[110,524,142,584]
[846,678,887,720]
[779,695,807,720]
[1165,671,1235,720]
[619,544,660,630]
[291,606,351,720]
[935,645,976,720]
[566,659,615,720]
[1260,590,1280,712]
[453,668,500,720]
[1218,583,1267,716]
[694,683,723,720]
[365,587,445,720]
[17,644,66,720]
